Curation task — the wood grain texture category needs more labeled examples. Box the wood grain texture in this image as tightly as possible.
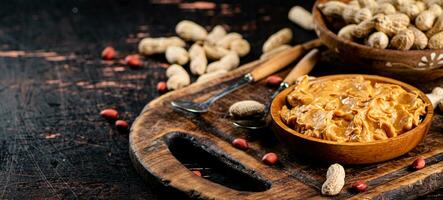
[130,60,443,199]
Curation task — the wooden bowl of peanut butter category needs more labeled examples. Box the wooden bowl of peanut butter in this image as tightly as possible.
[270,74,433,164]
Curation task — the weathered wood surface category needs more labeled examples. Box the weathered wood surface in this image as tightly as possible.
[130,57,443,199]
[0,0,442,199]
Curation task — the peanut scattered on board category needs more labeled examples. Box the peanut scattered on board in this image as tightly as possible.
[321,163,345,196]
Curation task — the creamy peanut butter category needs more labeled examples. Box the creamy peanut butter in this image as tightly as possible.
[280,76,427,143]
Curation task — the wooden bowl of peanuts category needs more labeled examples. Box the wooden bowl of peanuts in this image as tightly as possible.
[312,0,443,81]
[270,74,434,164]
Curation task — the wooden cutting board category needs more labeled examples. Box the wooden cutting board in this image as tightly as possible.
[129,60,443,199]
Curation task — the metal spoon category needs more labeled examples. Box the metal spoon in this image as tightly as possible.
[171,39,322,113]
[233,49,321,129]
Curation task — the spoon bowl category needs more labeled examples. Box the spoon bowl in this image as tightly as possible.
[171,100,210,113]
[233,119,268,130]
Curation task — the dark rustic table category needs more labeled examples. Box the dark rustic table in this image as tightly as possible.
[0,0,441,199]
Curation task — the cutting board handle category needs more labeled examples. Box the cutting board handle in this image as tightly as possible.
[130,129,300,198]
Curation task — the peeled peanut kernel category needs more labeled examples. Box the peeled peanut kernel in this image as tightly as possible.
[166,64,191,90]
[410,157,426,170]
[175,20,208,41]
[321,164,345,196]
[189,43,207,75]
[338,24,358,41]
[217,33,243,49]
[428,31,443,49]
[230,39,251,57]
[352,181,368,192]
[138,37,185,55]
[266,75,283,86]
[125,54,142,67]
[156,81,168,94]
[100,109,119,121]
[288,6,315,30]
[263,28,293,52]
[192,170,202,177]
[391,29,415,50]
[165,46,189,65]
[367,31,389,49]
[203,43,230,60]
[206,25,227,45]
[101,46,117,60]
[409,26,428,50]
[232,138,249,150]
[229,100,265,118]
[115,120,129,131]
[262,153,278,165]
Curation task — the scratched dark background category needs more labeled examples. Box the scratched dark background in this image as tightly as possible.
[0,0,441,199]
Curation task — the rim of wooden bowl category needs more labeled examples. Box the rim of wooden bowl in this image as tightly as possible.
[312,0,443,57]
[270,74,434,146]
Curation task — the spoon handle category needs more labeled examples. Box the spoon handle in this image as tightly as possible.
[249,39,322,82]
[283,48,320,85]
[205,74,253,105]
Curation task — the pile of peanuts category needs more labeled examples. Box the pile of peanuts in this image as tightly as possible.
[318,0,443,50]
[137,20,251,91]
[136,5,314,92]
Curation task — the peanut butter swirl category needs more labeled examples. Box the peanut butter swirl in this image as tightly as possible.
[280,76,427,143]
